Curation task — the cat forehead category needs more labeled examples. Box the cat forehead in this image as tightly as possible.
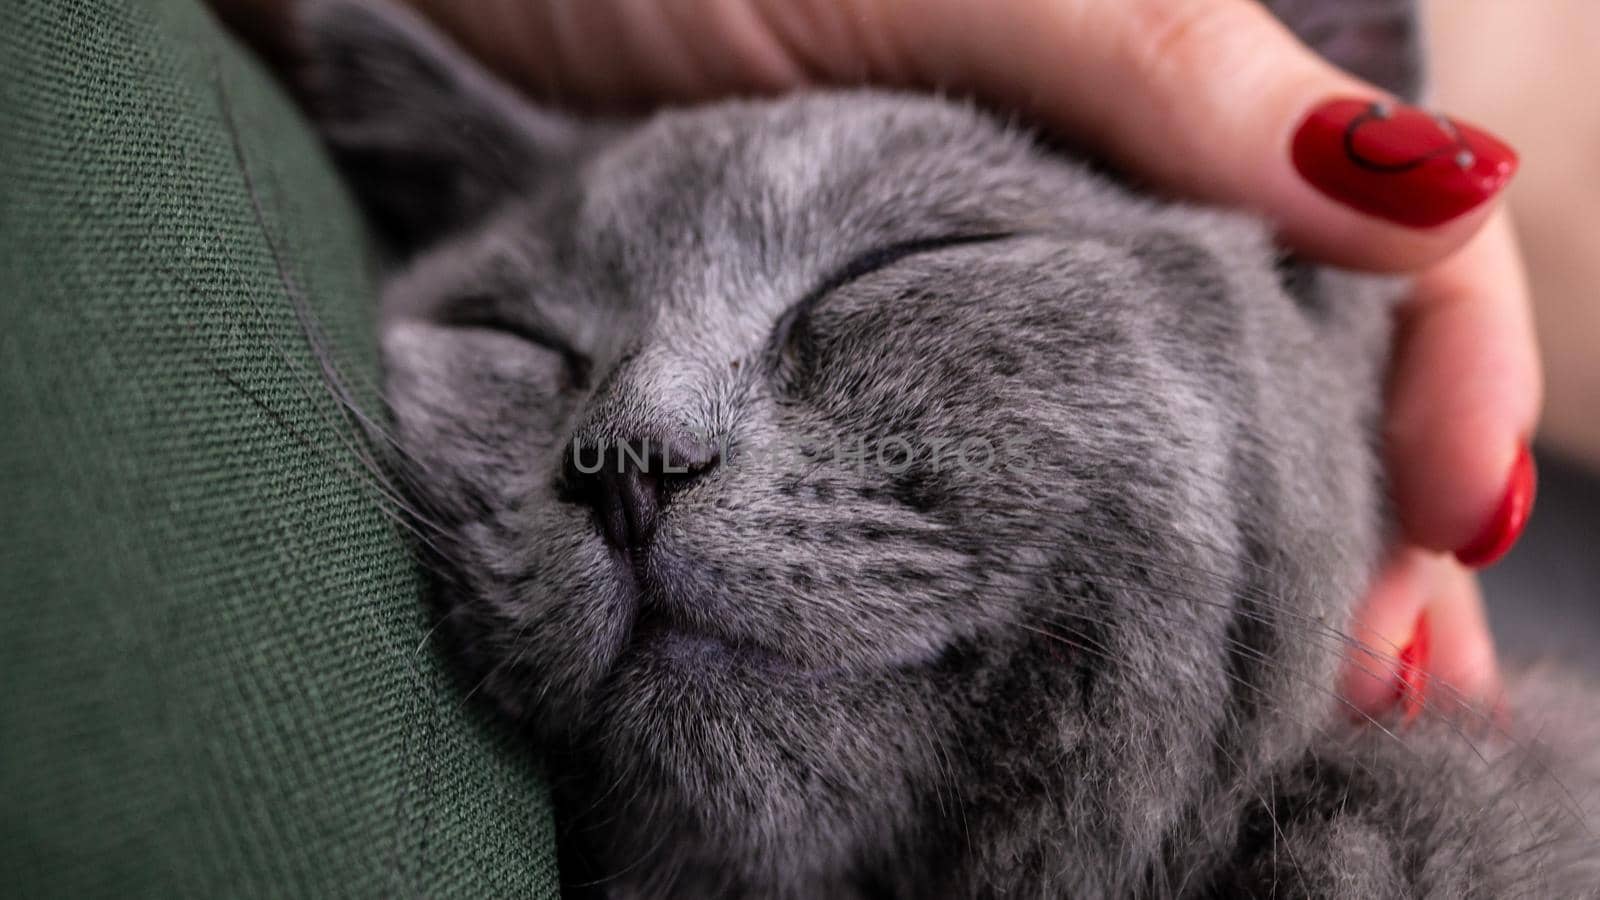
[524,91,1202,330]
[571,92,1056,248]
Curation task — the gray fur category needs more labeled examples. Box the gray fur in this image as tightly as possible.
[299,1,1599,896]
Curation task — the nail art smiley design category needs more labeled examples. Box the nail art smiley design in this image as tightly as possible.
[1293,97,1518,227]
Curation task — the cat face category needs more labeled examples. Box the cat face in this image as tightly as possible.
[305,0,1397,891]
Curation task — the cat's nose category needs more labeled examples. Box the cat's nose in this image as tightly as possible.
[563,431,720,551]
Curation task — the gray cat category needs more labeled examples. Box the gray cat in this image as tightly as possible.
[298,0,1599,896]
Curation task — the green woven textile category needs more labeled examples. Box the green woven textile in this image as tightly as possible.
[0,0,558,895]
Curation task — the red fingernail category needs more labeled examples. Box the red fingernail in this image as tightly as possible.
[1393,613,1430,724]
[1455,445,1537,568]
[1292,97,1517,227]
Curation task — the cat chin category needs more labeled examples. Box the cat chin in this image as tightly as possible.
[598,542,952,683]
[625,613,833,680]
[614,603,935,688]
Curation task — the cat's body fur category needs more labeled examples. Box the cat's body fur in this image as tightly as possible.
[298,0,1599,895]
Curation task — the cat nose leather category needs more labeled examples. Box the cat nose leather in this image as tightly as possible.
[565,432,720,551]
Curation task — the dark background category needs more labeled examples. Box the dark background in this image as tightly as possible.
[1483,449,1600,674]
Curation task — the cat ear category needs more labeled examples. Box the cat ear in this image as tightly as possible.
[1260,0,1424,101]
[296,0,579,250]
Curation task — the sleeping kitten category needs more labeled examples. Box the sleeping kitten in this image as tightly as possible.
[298,0,1600,895]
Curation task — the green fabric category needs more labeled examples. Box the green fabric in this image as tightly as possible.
[0,0,558,895]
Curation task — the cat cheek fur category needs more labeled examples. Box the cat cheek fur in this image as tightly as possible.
[301,0,1600,895]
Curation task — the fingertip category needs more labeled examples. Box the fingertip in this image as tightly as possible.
[1452,444,1537,568]
[1339,548,1436,716]
[1288,98,1517,230]
[1273,201,1499,273]
[1421,559,1501,708]
[1339,551,1500,722]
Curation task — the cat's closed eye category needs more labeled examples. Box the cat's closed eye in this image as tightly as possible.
[435,293,591,387]
[769,232,1016,391]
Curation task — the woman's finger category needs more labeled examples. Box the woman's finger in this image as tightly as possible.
[1420,558,1502,713]
[1386,209,1542,564]
[1340,547,1435,718]
[1340,548,1500,720]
